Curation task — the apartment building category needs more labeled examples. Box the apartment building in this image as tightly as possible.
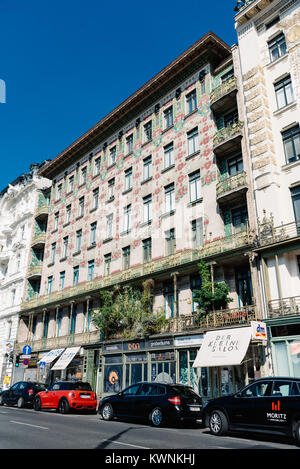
[234,0,300,377]
[0,163,51,389]
[15,31,269,399]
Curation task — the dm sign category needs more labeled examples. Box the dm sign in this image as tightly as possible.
[251,321,267,340]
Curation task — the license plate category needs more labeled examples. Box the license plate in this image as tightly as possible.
[189,406,201,412]
[80,395,91,399]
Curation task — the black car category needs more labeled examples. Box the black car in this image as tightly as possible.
[0,381,47,408]
[98,381,203,427]
[202,377,300,443]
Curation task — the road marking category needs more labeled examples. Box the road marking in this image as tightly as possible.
[10,420,48,430]
[104,439,150,449]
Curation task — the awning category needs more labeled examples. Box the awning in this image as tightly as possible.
[38,348,65,364]
[192,327,252,368]
[51,347,81,370]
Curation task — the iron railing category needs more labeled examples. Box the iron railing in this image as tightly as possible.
[268,296,300,319]
[216,171,247,198]
[213,121,244,149]
[210,76,238,105]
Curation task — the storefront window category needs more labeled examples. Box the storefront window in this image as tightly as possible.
[290,341,300,376]
[151,352,175,383]
[104,355,123,394]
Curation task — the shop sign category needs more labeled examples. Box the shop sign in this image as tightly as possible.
[174,335,204,347]
[3,340,14,354]
[3,376,10,385]
[148,338,173,349]
[151,352,175,361]
[251,321,267,340]
[123,341,145,352]
[103,343,122,353]
[126,353,147,363]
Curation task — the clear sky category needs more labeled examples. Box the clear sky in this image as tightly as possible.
[0,0,238,192]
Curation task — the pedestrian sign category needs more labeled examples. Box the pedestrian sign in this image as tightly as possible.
[39,361,46,370]
[23,345,32,355]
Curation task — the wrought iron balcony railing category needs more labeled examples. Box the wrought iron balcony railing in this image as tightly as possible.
[257,211,300,247]
[267,296,300,319]
[213,121,244,149]
[210,77,238,105]
[216,171,247,198]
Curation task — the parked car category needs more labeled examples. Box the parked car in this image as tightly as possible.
[98,381,203,427]
[202,377,300,443]
[34,380,97,414]
[0,381,47,408]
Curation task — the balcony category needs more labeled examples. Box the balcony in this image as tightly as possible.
[210,77,238,112]
[35,203,49,221]
[27,263,43,280]
[257,211,300,248]
[16,330,101,354]
[166,305,257,332]
[213,121,244,154]
[31,232,46,249]
[216,171,248,204]
[267,296,300,319]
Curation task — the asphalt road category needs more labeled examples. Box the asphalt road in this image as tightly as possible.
[0,404,299,452]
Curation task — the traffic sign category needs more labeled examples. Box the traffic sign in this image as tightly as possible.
[23,345,32,355]
[23,358,29,366]
[39,361,46,370]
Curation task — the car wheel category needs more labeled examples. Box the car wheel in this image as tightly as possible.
[209,410,228,436]
[17,397,25,408]
[150,407,164,427]
[294,420,300,444]
[0,395,4,406]
[58,398,70,414]
[101,403,114,421]
[34,396,42,411]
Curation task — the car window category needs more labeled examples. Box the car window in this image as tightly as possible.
[34,383,47,392]
[10,383,20,391]
[139,384,154,395]
[70,382,92,391]
[292,382,300,396]
[240,381,270,398]
[19,383,27,391]
[51,383,61,391]
[122,384,140,396]
[271,381,297,397]
[170,386,199,398]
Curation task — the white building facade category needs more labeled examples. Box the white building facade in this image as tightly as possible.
[234,0,300,377]
[0,164,50,389]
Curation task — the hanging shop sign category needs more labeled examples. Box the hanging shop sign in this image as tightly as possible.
[251,321,267,341]
[192,327,252,368]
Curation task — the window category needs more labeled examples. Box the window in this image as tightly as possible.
[189,170,201,203]
[81,166,87,185]
[65,204,71,224]
[124,167,132,191]
[68,175,74,192]
[47,276,53,294]
[76,229,82,252]
[92,187,99,210]
[275,75,294,109]
[143,195,152,223]
[221,68,234,83]
[78,197,84,217]
[88,260,94,281]
[43,312,49,338]
[268,33,286,62]
[186,89,197,114]
[166,228,176,256]
[57,309,62,336]
[122,384,140,396]
[54,212,59,231]
[165,183,175,213]
[282,125,300,164]
[123,204,131,232]
[59,271,65,290]
[108,178,115,200]
[187,127,199,156]
[164,281,175,318]
[144,121,152,142]
[143,238,152,263]
[94,157,101,175]
[191,218,203,248]
[143,155,152,180]
[164,143,174,168]
[70,305,77,334]
[227,154,243,176]
[191,275,201,312]
[164,106,173,129]
[231,206,248,233]
[224,109,238,127]
[51,242,56,264]
[63,236,69,258]
[104,253,111,276]
[126,134,133,154]
[240,381,270,398]
[106,214,113,239]
[90,222,97,246]
[122,246,131,270]
[291,186,300,233]
[56,184,62,201]
[110,146,116,165]
[11,289,16,306]
[73,266,79,286]
[271,380,297,397]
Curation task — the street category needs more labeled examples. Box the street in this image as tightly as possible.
[0,405,299,451]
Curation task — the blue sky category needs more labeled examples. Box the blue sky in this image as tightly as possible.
[0,0,238,192]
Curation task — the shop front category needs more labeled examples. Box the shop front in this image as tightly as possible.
[268,320,300,378]
[193,322,268,399]
[101,334,204,396]
[34,346,84,385]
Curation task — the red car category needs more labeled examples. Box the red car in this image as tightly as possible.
[34,381,97,414]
